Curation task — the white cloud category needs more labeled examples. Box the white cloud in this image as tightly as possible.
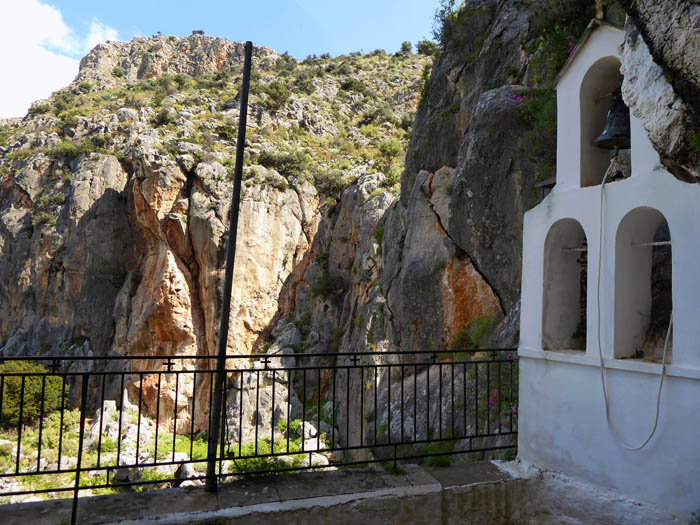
[0,1,119,118]
[84,19,119,53]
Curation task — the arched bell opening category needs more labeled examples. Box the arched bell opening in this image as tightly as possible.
[579,56,630,187]
[542,219,588,352]
[614,207,672,361]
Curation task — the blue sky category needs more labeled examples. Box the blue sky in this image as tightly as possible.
[54,0,442,58]
[0,1,442,117]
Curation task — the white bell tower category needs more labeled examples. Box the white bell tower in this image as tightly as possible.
[517,19,700,514]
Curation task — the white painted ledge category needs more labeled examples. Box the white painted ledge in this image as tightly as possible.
[518,347,700,380]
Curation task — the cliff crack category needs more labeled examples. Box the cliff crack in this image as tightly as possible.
[423,178,506,314]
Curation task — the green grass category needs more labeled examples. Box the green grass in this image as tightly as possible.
[144,433,209,461]
[420,441,455,467]
[382,461,407,475]
[227,438,306,474]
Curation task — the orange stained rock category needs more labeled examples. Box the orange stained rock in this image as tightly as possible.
[440,256,502,347]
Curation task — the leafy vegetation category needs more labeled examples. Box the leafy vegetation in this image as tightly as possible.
[515,89,557,189]
[258,150,312,178]
[0,362,64,428]
[261,81,291,110]
[417,40,438,56]
[420,62,432,102]
[433,1,491,49]
[1,42,428,204]
[420,440,455,467]
[526,18,587,87]
[311,252,346,301]
[449,314,497,351]
[689,129,700,156]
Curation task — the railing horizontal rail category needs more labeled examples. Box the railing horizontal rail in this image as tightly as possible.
[0,350,518,524]
[0,348,517,362]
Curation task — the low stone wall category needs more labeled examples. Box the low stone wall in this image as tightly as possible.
[1,462,687,524]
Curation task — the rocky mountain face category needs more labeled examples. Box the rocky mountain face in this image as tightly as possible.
[398,0,596,347]
[618,0,700,182]
[0,35,430,430]
[0,1,696,436]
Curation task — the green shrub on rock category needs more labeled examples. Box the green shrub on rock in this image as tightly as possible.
[258,150,312,178]
[417,40,438,56]
[262,81,291,110]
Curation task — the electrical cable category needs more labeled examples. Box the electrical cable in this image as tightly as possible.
[595,160,672,451]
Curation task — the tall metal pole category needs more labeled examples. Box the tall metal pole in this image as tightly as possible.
[205,40,253,492]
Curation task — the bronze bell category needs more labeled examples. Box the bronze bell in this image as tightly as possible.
[594,89,631,150]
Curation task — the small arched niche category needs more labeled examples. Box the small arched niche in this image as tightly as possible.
[614,207,673,361]
[542,219,588,351]
[579,56,628,187]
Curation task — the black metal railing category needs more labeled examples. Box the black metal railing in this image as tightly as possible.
[0,349,517,523]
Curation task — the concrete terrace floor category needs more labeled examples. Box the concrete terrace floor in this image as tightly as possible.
[0,461,686,524]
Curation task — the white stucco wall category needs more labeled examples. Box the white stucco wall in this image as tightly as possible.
[519,170,700,513]
[518,356,700,513]
[519,22,700,514]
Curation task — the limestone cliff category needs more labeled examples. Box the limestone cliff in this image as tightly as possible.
[395,0,594,348]
[0,37,427,429]
[618,0,700,181]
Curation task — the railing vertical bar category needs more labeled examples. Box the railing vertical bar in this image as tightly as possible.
[451,363,455,439]
[487,362,491,435]
[413,365,417,443]
[316,367,321,451]
[15,376,25,474]
[286,369,291,454]
[359,366,364,447]
[238,371,243,458]
[57,376,66,470]
[97,372,106,468]
[136,373,143,464]
[172,370,179,460]
[271,368,276,455]
[510,360,515,432]
[71,373,89,525]
[301,369,306,452]
[400,365,404,443]
[116,374,124,468]
[154,372,162,461]
[190,372,197,460]
[345,366,350,447]
[498,361,502,434]
[438,363,442,439]
[474,363,479,436]
[220,368,228,476]
[37,375,46,472]
[426,363,430,440]
[463,362,467,438]
[387,365,391,444]
[331,368,337,450]
[58,376,67,470]
[208,366,215,450]
[254,369,260,455]
[374,367,378,445]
